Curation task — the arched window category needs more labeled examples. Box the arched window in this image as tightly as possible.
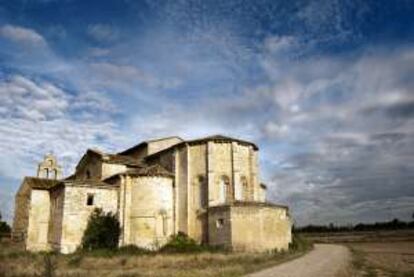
[218,175,230,204]
[157,209,168,237]
[44,168,49,179]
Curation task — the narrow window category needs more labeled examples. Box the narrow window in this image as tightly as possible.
[219,176,230,204]
[216,218,224,229]
[241,177,248,201]
[162,215,167,236]
[198,176,207,208]
[86,170,91,179]
[86,194,94,206]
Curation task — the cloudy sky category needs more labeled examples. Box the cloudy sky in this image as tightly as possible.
[0,0,413,225]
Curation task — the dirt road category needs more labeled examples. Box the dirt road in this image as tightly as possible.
[247,244,351,277]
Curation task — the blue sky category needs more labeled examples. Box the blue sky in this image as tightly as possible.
[0,0,413,225]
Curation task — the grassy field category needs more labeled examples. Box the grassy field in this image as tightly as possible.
[301,230,414,244]
[0,238,311,277]
[302,230,414,277]
[347,241,414,277]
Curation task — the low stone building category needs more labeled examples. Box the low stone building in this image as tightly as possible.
[13,135,292,253]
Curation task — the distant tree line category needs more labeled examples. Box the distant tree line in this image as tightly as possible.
[295,218,414,233]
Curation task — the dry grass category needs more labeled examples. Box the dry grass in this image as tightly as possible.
[302,230,414,244]
[0,240,307,277]
[346,241,414,277]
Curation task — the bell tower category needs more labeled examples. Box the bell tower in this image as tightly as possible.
[37,153,62,180]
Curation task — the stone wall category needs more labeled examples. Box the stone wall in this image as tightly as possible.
[208,204,292,252]
[176,146,189,234]
[26,190,51,251]
[121,176,173,249]
[147,137,182,155]
[188,144,207,242]
[232,205,291,251]
[102,163,127,179]
[208,142,233,206]
[59,184,118,254]
[207,206,232,248]
[76,154,102,180]
[146,149,175,172]
[12,182,31,242]
[48,186,64,249]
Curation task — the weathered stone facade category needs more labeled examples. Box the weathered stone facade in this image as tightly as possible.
[13,135,292,253]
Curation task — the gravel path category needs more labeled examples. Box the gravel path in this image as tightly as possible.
[247,244,351,277]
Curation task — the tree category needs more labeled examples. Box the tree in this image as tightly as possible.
[0,211,11,234]
[81,208,120,250]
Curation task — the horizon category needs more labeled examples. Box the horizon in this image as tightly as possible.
[0,0,413,226]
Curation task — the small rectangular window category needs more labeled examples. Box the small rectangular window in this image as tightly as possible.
[86,194,94,206]
[216,218,224,229]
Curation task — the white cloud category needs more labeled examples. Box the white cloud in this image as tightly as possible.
[0,25,46,46]
[0,75,68,120]
[262,122,289,138]
[87,24,118,42]
[0,75,126,179]
[89,62,181,90]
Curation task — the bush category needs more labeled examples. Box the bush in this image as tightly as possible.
[160,232,208,253]
[81,208,120,250]
[289,233,313,252]
[41,253,57,277]
[117,245,151,255]
[0,212,11,235]
[0,221,11,234]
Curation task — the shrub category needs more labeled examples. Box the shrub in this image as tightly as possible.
[41,253,57,277]
[289,233,313,252]
[81,208,120,250]
[117,245,151,255]
[67,254,83,267]
[160,232,206,253]
[0,212,11,235]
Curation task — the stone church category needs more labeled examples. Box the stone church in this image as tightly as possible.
[13,135,292,254]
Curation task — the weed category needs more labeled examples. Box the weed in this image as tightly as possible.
[41,253,57,277]
[67,254,83,267]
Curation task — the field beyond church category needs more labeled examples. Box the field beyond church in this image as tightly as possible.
[302,230,414,276]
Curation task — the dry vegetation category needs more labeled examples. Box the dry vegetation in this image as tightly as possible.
[302,230,414,244]
[0,239,309,277]
[302,230,414,277]
[347,242,414,277]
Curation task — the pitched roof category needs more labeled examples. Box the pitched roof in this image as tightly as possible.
[64,179,118,187]
[23,177,60,190]
[103,164,173,180]
[186,135,259,150]
[128,164,173,177]
[119,136,184,155]
[79,149,142,167]
[105,154,143,167]
[144,134,259,160]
